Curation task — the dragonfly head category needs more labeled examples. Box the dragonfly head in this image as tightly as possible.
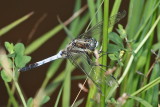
[89,38,98,51]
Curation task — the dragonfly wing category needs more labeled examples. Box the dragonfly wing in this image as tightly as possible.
[78,21,103,38]
[95,66,119,87]
[67,50,102,92]
[67,48,118,94]
[108,10,126,27]
[78,10,126,39]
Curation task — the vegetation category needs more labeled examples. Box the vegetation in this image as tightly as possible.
[0,0,160,106]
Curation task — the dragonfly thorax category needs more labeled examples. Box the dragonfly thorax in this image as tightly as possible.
[73,38,98,51]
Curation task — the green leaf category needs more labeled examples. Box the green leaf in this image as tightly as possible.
[27,98,33,107]
[108,54,118,60]
[14,43,25,55]
[107,44,123,53]
[14,43,31,68]
[129,96,152,107]
[1,69,12,82]
[117,60,123,66]
[8,53,16,58]
[15,55,31,68]
[109,32,124,48]
[117,24,127,39]
[4,42,14,54]
[152,42,160,51]
[40,96,50,105]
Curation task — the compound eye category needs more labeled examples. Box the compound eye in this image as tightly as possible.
[89,42,96,51]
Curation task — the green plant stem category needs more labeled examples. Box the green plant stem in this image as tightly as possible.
[14,80,27,107]
[101,0,108,106]
[106,15,160,101]
[41,77,50,89]
[4,82,18,107]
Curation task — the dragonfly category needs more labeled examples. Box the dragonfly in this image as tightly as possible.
[20,10,126,93]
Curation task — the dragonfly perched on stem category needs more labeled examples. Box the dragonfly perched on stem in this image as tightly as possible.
[20,10,126,93]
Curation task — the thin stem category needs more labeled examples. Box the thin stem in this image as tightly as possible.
[12,58,26,107]
[71,78,88,107]
[100,0,108,106]
[14,80,27,107]
[5,82,18,107]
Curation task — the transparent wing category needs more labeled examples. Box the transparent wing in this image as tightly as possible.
[78,10,126,39]
[67,48,118,94]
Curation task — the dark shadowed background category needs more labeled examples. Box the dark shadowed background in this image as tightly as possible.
[0,0,129,106]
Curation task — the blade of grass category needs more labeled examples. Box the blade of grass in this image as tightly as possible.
[134,0,160,40]
[157,5,160,41]
[87,0,97,26]
[126,0,144,39]
[69,0,81,36]
[134,15,160,54]
[109,0,122,32]
[45,71,65,95]
[96,0,103,22]
[62,61,73,107]
[0,12,33,36]
[131,76,160,96]
[54,59,76,107]
[54,87,63,107]
[45,74,86,95]
[128,96,152,107]
[145,63,160,106]
[140,11,156,104]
